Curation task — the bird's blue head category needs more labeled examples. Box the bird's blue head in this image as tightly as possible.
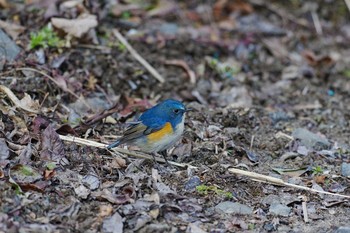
[140,99,187,128]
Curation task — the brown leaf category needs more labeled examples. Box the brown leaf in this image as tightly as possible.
[51,14,98,38]
[56,124,77,136]
[19,181,48,193]
[40,124,68,166]
[43,169,56,180]
[213,0,253,21]
[92,189,132,204]
[110,157,127,169]
[31,116,50,138]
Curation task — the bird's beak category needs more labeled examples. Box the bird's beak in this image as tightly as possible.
[185,107,193,112]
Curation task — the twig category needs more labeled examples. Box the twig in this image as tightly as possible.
[58,135,193,168]
[15,67,92,110]
[311,10,323,35]
[0,85,39,113]
[112,29,165,83]
[228,168,350,199]
[302,199,309,223]
[250,135,255,150]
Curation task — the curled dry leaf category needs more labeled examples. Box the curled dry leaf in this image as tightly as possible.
[0,85,39,114]
[19,93,40,112]
[122,185,136,199]
[51,14,98,38]
[92,189,132,204]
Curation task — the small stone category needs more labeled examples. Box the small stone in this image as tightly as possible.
[184,176,201,191]
[262,195,281,206]
[292,128,331,150]
[269,203,291,217]
[0,29,21,62]
[215,201,253,215]
[341,163,350,177]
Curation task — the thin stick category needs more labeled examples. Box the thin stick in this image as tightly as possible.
[58,135,192,168]
[112,29,165,83]
[311,11,323,35]
[228,168,350,199]
[302,200,309,223]
[15,67,91,110]
[250,135,255,150]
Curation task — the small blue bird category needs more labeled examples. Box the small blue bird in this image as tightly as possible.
[107,99,188,158]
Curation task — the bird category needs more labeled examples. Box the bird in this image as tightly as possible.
[107,99,189,161]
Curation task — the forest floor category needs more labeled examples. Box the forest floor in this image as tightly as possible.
[1,0,350,232]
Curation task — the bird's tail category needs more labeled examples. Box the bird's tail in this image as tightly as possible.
[107,140,121,149]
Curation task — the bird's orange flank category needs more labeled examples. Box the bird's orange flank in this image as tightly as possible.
[147,122,173,142]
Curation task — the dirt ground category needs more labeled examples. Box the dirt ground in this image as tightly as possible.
[1,0,350,232]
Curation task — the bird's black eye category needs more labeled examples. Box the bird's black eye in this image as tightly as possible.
[173,109,180,114]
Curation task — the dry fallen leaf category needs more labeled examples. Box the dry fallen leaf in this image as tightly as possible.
[40,124,69,166]
[0,85,39,114]
[19,93,40,112]
[51,14,98,38]
[0,20,25,39]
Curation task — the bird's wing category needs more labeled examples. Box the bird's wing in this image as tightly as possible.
[118,118,167,144]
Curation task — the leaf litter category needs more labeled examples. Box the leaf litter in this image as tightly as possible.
[0,0,350,232]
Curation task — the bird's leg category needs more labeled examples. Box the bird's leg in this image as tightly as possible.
[159,150,170,165]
